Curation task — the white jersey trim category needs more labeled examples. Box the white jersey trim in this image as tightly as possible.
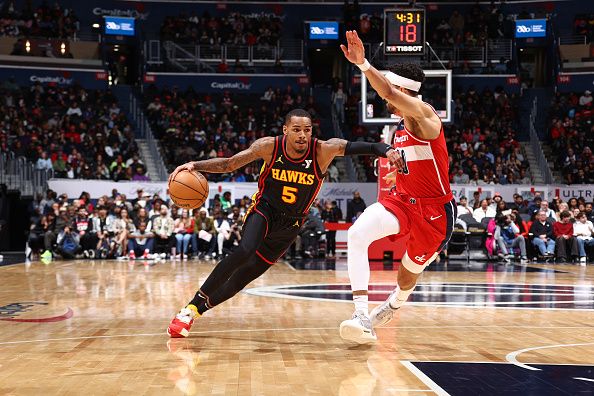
[400,145,435,162]
[429,144,447,195]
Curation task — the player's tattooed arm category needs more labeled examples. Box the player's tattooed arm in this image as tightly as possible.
[168,137,274,183]
[192,137,274,173]
[318,138,405,172]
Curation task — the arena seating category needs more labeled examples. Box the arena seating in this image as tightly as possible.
[0,83,144,181]
[160,12,282,46]
[548,90,594,184]
[143,85,321,181]
[0,2,79,38]
[344,86,529,184]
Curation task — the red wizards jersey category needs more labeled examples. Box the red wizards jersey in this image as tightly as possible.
[390,108,451,199]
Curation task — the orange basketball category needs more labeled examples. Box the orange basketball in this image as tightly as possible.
[168,170,209,209]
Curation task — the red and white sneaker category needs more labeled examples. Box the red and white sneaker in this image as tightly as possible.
[167,307,198,338]
[129,250,136,260]
[142,249,149,259]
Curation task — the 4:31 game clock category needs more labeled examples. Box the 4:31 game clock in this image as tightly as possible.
[384,9,426,56]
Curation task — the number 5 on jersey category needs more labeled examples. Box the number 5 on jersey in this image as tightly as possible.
[282,186,298,204]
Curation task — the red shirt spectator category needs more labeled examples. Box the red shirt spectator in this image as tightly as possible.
[553,221,573,238]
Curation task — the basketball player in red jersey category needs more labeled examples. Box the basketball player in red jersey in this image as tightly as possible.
[339,31,456,343]
[166,109,399,337]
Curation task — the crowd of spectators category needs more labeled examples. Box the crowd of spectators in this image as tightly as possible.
[143,84,322,181]
[0,82,148,181]
[27,188,362,261]
[455,192,594,264]
[29,188,246,261]
[574,13,594,41]
[0,1,79,38]
[446,87,529,185]
[346,3,514,46]
[549,90,594,184]
[427,4,514,49]
[342,85,528,184]
[160,11,282,47]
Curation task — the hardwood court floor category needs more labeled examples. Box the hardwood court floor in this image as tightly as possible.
[0,258,593,395]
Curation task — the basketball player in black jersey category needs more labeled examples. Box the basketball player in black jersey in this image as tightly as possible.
[167,109,402,337]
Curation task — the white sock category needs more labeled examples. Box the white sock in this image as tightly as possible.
[388,285,415,309]
[353,294,369,315]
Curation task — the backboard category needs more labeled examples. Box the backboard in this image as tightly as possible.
[360,69,452,124]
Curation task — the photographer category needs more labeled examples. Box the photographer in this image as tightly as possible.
[56,225,82,259]
[495,213,528,263]
[224,220,242,256]
[300,208,325,258]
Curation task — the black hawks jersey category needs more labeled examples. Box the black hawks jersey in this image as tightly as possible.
[253,135,324,217]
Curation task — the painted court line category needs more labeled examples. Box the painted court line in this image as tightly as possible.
[244,289,594,311]
[3,325,594,347]
[505,342,594,371]
[400,360,450,396]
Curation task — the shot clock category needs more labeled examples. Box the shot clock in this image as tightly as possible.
[384,8,426,55]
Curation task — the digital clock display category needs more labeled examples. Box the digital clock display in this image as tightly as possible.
[384,9,425,55]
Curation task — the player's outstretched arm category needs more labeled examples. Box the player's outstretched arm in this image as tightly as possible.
[340,30,431,119]
[168,137,274,184]
[319,138,405,171]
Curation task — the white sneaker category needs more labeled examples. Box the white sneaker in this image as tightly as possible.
[580,257,587,266]
[370,291,399,328]
[520,256,529,264]
[339,311,377,344]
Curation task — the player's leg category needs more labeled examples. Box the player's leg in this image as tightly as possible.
[193,220,299,315]
[167,212,267,338]
[370,201,456,328]
[347,202,402,315]
[194,255,271,315]
[340,202,402,344]
[188,212,267,308]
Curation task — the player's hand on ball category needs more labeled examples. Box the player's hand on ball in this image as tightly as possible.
[340,30,365,65]
[168,162,195,186]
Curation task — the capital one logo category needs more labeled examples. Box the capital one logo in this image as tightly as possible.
[517,25,531,33]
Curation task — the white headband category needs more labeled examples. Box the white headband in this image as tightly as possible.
[384,72,422,92]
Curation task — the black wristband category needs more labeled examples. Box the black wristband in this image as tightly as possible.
[344,141,392,157]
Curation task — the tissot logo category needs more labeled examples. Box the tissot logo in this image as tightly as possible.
[396,45,423,52]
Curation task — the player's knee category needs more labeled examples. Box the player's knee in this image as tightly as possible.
[234,243,257,258]
[348,222,370,246]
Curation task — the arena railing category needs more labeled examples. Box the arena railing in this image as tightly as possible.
[162,40,304,67]
[424,39,513,67]
[528,97,553,185]
[558,35,589,45]
[129,94,169,181]
[0,151,53,197]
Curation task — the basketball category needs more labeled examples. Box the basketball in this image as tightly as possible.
[168,170,209,209]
